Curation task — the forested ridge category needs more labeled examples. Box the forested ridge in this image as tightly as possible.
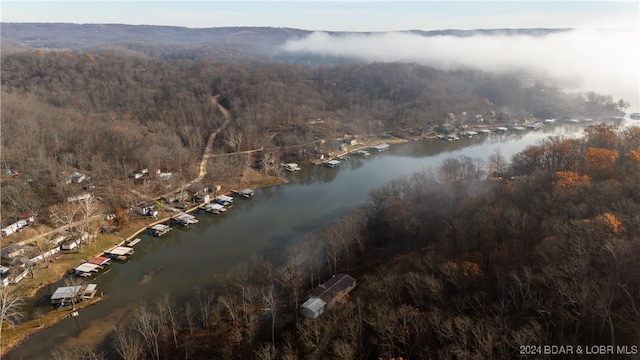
[1,28,637,359]
[40,123,640,360]
[0,50,625,221]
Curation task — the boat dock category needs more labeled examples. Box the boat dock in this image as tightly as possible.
[172,213,199,227]
[215,195,234,206]
[126,238,142,247]
[202,203,227,214]
[149,224,172,236]
[232,188,255,198]
[104,246,135,260]
[74,263,101,277]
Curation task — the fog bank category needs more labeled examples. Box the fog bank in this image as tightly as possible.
[282,29,639,113]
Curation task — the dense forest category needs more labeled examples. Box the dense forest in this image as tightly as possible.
[1,24,636,359]
[41,123,640,359]
[0,50,626,223]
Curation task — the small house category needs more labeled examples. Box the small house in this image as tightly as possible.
[301,274,356,319]
[65,172,85,184]
[67,193,91,202]
[1,244,25,260]
[60,240,78,251]
[194,193,210,204]
[135,201,158,217]
[300,298,327,319]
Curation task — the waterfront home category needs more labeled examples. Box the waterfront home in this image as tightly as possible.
[284,163,302,172]
[301,274,357,319]
[324,160,341,168]
[50,284,97,306]
[149,224,172,236]
[215,195,234,206]
[134,200,158,217]
[369,143,390,152]
[194,193,211,204]
[104,246,135,260]
[172,213,199,227]
[203,203,227,214]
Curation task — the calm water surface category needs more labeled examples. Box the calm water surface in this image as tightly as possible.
[8,124,595,359]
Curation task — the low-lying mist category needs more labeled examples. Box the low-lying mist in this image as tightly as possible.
[282,29,639,113]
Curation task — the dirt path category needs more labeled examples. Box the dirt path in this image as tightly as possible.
[190,95,231,185]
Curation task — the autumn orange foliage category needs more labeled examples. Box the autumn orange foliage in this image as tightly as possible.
[585,147,618,171]
[626,146,640,163]
[595,212,625,235]
[554,171,590,195]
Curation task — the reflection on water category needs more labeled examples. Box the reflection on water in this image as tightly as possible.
[7,123,598,359]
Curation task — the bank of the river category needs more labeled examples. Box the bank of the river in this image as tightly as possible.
[0,168,288,356]
[3,129,516,352]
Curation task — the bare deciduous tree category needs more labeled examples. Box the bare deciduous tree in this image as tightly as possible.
[0,285,23,354]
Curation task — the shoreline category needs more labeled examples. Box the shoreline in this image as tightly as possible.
[0,172,291,356]
[1,135,415,356]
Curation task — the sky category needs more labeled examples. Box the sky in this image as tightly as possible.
[2,1,639,111]
[1,1,638,32]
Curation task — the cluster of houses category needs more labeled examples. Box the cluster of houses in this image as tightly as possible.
[0,230,90,287]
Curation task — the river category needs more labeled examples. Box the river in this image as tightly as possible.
[6,122,615,359]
